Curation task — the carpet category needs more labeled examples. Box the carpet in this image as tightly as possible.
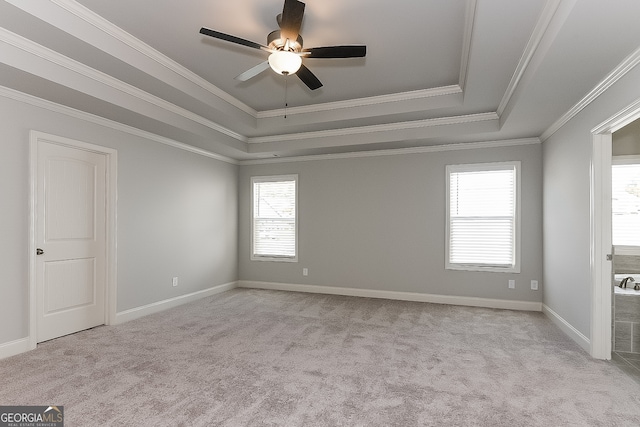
[1,288,640,426]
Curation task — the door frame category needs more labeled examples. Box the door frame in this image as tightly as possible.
[590,98,640,359]
[28,131,117,349]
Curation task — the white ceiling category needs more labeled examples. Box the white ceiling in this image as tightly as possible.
[1,0,640,160]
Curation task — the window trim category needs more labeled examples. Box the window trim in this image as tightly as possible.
[445,161,521,273]
[250,174,298,262]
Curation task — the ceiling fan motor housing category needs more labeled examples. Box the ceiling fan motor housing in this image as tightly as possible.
[267,30,303,52]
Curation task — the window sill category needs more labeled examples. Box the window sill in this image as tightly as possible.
[446,264,520,274]
[251,256,298,263]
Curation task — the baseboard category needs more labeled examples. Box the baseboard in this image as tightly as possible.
[542,303,591,353]
[114,281,238,324]
[0,337,34,360]
[238,281,543,312]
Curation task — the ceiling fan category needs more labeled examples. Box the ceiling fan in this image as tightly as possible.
[199,0,366,90]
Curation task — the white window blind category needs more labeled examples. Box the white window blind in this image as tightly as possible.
[612,162,640,247]
[252,175,297,261]
[446,162,520,272]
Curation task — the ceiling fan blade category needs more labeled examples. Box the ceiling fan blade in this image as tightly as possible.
[200,27,267,51]
[303,45,367,59]
[235,61,271,81]
[296,64,322,90]
[279,0,305,42]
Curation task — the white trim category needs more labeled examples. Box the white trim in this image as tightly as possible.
[458,0,477,93]
[28,135,37,351]
[3,0,470,127]
[240,138,541,165]
[542,304,591,353]
[257,86,462,119]
[250,175,299,262]
[0,27,246,143]
[5,0,257,118]
[592,96,640,135]
[0,85,238,165]
[542,46,640,141]
[498,0,568,117]
[248,113,498,144]
[445,161,521,274]
[29,131,118,346]
[0,338,33,360]
[588,101,640,360]
[114,282,237,324]
[0,84,537,167]
[590,133,612,359]
[238,281,542,312]
[50,0,255,116]
[105,146,118,327]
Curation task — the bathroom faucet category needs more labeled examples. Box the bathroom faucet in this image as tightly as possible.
[619,276,636,289]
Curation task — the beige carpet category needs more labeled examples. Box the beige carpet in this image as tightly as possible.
[1,288,640,426]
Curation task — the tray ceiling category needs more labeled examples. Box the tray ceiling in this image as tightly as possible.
[1,0,640,160]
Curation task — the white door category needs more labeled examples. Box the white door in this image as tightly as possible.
[36,141,107,342]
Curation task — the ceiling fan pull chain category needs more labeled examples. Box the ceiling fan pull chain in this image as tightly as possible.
[284,74,288,119]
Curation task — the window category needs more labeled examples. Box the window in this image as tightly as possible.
[612,158,640,247]
[446,162,520,273]
[251,175,298,261]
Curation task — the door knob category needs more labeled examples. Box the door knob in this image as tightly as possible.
[36,248,44,255]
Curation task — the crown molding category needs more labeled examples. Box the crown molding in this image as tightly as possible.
[458,0,477,93]
[0,84,238,165]
[542,45,640,141]
[0,1,551,161]
[257,85,463,119]
[249,112,498,144]
[497,0,571,117]
[0,27,246,144]
[239,138,541,165]
[10,0,472,132]
[46,0,257,118]
[592,95,640,136]
[2,78,535,168]
[256,0,474,120]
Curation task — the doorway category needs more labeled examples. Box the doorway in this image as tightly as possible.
[610,120,640,367]
[29,131,117,348]
[591,100,640,359]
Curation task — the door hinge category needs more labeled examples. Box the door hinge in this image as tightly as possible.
[606,254,612,261]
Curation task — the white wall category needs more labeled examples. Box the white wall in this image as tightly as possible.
[543,65,640,339]
[239,143,543,303]
[0,94,238,346]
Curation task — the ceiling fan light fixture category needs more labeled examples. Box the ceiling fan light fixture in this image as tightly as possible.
[268,50,302,75]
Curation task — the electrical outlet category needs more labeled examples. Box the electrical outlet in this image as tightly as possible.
[508,279,515,289]
[302,268,308,276]
[172,277,178,287]
[531,280,539,290]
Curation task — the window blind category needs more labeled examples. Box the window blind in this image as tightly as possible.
[612,163,640,246]
[448,165,517,269]
[252,177,297,259]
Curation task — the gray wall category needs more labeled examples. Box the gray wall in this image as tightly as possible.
[543,66,640,338]
[0,95,238,345]
[613,118,640,156]
[239,143,543,302]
